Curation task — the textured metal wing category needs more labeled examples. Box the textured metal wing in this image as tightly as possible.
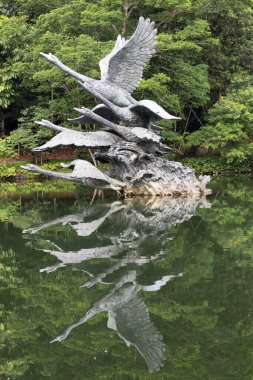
[131,100,181,120]
[60,160,122,184]
[99,17,157,94]
[110,297,165,373]
[69,104,119,125]
[23,213,85,234]
[33,130,120,152]
[71,204,126,237]
[24,202,126,237]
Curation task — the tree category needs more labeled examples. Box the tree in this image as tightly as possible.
[185,74,253,165]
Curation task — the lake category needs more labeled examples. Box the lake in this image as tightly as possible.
[1,175,253,379]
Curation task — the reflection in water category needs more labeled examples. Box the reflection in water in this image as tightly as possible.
[51,271,183,373]
[23,195,210,373]
[24,201,127,237]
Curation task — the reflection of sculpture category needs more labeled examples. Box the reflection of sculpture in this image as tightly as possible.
[23,196,209,372]
[25,196,210,275]
[25,195,209,234]
[50,271,183,373]
[22,17,211,196]
[24,201,126,237]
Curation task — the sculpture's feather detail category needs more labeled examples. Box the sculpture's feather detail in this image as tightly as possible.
[131,100,181,120]
[103,125,161,144]
[50,280,165,372]
[33,119,120,151]
[33,130,120,152]
[100,17,157,94]
[60,160,125,190]
[24,202,126,238]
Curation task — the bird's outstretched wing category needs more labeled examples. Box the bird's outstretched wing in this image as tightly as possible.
[99,17,157,94]
[33,119,120,152]
[111,297,165,373]
[33,130,120,152]
[131,100,181,121]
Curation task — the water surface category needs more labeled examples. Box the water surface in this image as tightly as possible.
[1,176,253,379]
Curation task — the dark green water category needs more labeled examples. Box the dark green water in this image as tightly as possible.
[1,176,253,379]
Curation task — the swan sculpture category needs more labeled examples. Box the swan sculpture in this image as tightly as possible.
[41,17,179,129]
[32,118,165,155]
[22,16,211,196]
[40,17,157,107]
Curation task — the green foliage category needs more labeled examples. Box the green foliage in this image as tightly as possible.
[0,68,16,108]
[81,3,123,40]
[0,163,16,178]
[155,19,212,111]
[6,124,53,151]
[0,159,73,179]
[186,74,253,165]
[0,179,78,198]
[182,156,253,174]
[0,15,28,53]
[0,138,17,157]
[137,73,181,115]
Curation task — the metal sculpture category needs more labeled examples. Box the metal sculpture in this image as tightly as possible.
[40,17,157,107]
[22,17,210,196]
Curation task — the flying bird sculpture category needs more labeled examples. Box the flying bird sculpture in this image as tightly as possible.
[32,118,165,155]
[21,160,126,191]
[32,119,121,151]
[23,16,211,196]
[74,81,180,130]
[40,17,157,107]
[41,16,179,129]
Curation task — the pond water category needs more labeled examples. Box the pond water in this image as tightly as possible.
[1,175,253,379]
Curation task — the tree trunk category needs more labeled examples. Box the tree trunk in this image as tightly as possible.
[0,119,5,137]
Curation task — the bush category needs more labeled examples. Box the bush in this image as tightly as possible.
[182,156,253,174]
[184,74,253,165]
[0,138,17,158]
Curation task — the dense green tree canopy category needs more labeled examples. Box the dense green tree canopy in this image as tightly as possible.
[0,0,253,169]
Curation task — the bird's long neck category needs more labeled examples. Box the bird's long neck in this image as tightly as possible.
[51,58,93,84]
[79,81,122,116]
[87,113,135,141]
[50,308,101,343]
[64,66,92,84]
[22,165,83,183]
